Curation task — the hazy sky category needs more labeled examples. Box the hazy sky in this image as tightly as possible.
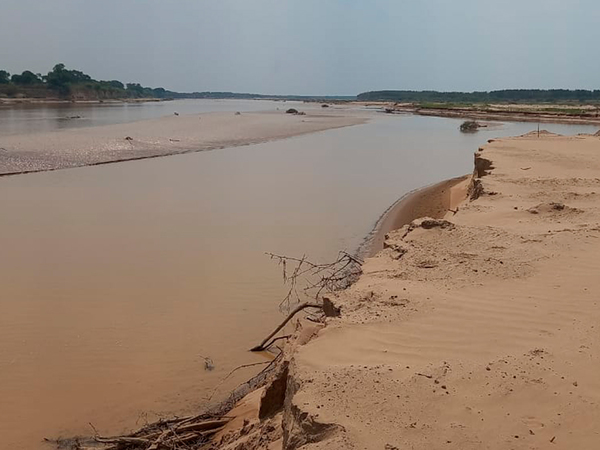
[1,0,599,95]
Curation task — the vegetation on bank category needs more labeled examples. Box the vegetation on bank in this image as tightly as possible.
[0,64,355,102]
[0,64,175,100]
[358,89,600,104]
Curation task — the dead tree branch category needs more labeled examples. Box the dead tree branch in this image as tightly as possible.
[250,302,322,351]
[250,252,362,352]
[266,251,362,312]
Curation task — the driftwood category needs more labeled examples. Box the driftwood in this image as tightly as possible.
[250,302,322,351]
[85,415,229,450]
[95,436,151,445]
[176,419,229,433]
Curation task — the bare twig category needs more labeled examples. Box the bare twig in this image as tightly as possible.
[88,422,99,437]
[261,334,291,350]
[265,251,362,312]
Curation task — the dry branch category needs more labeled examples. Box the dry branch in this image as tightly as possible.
[87,416,231,450]
[265,251,362,312]
[95,436,151,445]
[176,419,229,433]
[250,302,322,351]
[250,252,362,352]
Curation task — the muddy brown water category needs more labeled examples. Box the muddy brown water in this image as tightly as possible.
[0,105,597,449]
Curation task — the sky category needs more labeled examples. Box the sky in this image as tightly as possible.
[1,0,599,96]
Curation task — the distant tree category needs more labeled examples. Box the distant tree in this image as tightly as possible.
[45,63,92,95]
[11,70,42,85]
[106,80,125,90]
[152,87,167,98]
[357,89,600,103]
[45,63,71,94]
[2,63,173,100]
[126,83,146,98]
[0,70,10,84]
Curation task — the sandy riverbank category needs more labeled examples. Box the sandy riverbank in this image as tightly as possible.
[356,101,600,126]
[200,130,600,449]
[416,107,600,126]
[0,110,365,176]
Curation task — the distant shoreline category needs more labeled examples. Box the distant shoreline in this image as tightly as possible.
[4,97,600,127]
[355,101,600,126]
[0,97,352,107]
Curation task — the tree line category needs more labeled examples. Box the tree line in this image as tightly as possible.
[0,63,172,99]
[0,64,356,101]
[357,89,600,103]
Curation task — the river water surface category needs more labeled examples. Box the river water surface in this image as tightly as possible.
[0,99,296,135]
[0,101,597,449]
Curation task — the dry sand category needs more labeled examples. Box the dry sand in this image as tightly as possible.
[284,131,600,449]
[0,110,365,175]
[214,131,600,449]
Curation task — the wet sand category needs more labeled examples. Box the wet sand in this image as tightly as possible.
[0,110,365,175]
[279,132,600,449]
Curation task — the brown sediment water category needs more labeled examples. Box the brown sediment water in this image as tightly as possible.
[0,107,597,449]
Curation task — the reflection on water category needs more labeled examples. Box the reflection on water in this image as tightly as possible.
[0,111,597,449]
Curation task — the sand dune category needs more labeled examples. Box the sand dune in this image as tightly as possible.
[282,132,600,449]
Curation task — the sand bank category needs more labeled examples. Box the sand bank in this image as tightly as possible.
[361,101,600,126]
[416,107,600,125]
[0,110,365,176]
[208,131,600,449]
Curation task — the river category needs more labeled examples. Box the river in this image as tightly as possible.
[0,99,299,136]
[0,100,597,449]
